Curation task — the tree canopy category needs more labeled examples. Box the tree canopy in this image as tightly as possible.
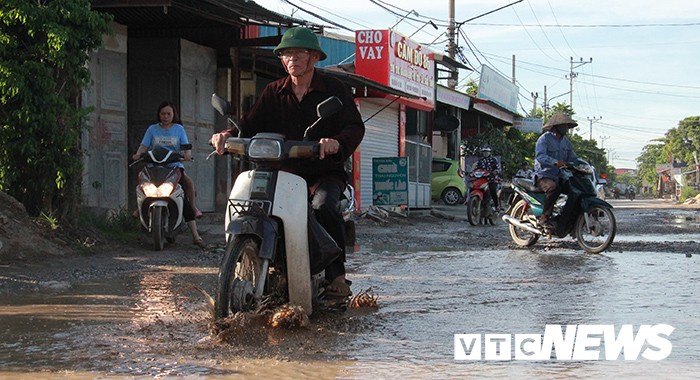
[0,0,112,217]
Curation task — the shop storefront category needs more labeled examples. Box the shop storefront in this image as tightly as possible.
[354,29,436,209]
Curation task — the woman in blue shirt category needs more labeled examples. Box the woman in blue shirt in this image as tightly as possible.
[132,101,203,245]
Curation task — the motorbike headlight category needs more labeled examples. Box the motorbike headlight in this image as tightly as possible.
[142,182,174,197]
[248,138,282,160]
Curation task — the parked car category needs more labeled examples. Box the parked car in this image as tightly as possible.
[431,158,467,205]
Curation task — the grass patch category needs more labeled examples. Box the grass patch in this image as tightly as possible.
[77,206,141,243]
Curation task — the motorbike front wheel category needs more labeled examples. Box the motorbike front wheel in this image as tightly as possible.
[575,205,616,253]
[215,236,264,319]
[467,196,481,226]
[508,199,540,247]
[151,206,165,251]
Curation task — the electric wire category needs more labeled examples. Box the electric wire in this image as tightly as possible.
[524,0,567,60]
[280,0,354,32]
[545,0,577,57]
[508,6,558,62]
[465,22,700,28]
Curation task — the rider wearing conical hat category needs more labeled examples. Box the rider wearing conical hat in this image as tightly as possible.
[534,112,580,229]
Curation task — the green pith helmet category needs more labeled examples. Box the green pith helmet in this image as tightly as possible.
[544,112,578,130]
[273,27,327,61]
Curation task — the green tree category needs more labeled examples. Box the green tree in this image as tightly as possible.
[665,116,700,166]
[464,78,478,96]
[0,1,111,218]
[637,142,665,186]
[461,126,538,178]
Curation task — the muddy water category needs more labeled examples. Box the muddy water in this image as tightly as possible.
[1,247,698,379]
[344,246,699,378]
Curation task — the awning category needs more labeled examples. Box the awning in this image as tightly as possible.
[93,0,307,30]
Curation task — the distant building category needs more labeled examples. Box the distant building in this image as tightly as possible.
[614,168,637,176]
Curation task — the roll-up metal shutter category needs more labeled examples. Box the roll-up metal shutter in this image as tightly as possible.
[358,99,399,209]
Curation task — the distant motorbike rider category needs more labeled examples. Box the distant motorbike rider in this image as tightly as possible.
[472,144,501,212]
[534,112,580,229]
[515,160,534,179]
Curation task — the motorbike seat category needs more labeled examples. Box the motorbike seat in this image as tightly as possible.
[513,177,541,193]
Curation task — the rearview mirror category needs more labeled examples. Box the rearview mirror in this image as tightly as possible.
[316,96,343,119]
[211,94,231,116]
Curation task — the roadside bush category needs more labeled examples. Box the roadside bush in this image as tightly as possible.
[77,207,140,243]
[679,186,699,202]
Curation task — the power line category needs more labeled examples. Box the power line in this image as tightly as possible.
[465,22,700,28]
[280,0,354,32]
[523,0,567,60]
[479,51,700,91]
[505,6,558,62]
[295,0,374,30]
[545,0,577,57]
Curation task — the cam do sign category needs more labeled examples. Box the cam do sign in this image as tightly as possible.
[355,30,435,108]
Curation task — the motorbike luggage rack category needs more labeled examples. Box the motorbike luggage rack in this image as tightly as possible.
[227,199,271,218]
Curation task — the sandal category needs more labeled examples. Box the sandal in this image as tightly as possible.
[324,279,352,298]
[193,236,204,246]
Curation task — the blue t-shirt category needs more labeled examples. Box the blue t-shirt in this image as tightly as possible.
[140,123,189,169]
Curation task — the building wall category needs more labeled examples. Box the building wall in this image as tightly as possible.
[82,22,128,211]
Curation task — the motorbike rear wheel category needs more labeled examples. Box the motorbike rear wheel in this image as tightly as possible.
[575,205,616,253]
[508,199,539,247]
[215,236,264,319]
[151,207,165,251]
[467,196,481,226]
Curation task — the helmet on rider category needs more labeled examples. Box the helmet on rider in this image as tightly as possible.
[544,112,578,136]
[480,144,492,157]
[273,27,327,61]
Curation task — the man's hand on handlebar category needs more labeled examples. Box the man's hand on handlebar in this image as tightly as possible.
[319,138,340,160]
[211,131,232,155]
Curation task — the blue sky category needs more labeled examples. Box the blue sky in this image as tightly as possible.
[253,0,700,169]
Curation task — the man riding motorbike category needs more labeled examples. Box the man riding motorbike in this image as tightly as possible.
[534,112,580,230]
[210,27,365,299]
[515,160,534,179]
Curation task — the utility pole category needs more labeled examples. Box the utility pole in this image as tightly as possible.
[599,135,610,150]
[531,91,538,114]
[587,116,602,140]
[567,57,592,108]
[543,85,547,113]
[447,0,457,88]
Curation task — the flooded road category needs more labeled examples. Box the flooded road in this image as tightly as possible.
[1,199,699,378]
[344,247,699,378]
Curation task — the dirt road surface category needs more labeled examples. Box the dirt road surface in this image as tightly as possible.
[0,196,698,378]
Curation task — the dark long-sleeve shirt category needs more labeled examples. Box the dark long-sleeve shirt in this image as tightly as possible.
[229,70,365,187]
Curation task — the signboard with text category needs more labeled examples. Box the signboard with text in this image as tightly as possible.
[514,117,543,133]
[372,157,409,206]
[355,29,435,108]
[477,65,519,113]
